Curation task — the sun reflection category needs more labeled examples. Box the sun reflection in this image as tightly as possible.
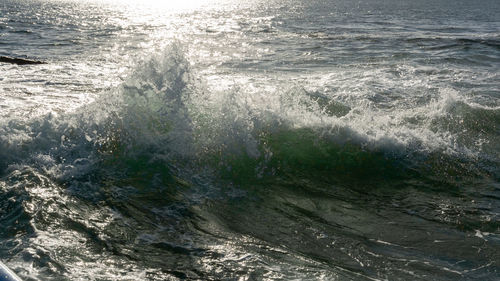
[103,0,213,12]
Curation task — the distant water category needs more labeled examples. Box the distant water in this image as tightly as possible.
[1,0,499,280]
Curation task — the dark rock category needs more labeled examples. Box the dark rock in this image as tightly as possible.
[0,56,45,65]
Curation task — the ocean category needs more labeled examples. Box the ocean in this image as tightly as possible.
[0,0,499,280]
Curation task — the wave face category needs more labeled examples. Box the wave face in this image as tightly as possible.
[1,0,500,280]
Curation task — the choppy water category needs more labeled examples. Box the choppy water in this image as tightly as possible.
[1,0,499,280]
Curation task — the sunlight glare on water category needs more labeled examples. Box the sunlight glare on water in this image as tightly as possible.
[101,0,220,12]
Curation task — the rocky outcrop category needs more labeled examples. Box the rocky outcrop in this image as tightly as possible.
[0,56,45,65]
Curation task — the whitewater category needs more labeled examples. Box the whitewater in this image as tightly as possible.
[1,0,499,280]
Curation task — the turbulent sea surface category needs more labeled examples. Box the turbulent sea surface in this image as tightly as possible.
[1,0,499,280]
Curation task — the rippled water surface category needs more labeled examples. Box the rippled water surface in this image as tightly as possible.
[1,0,499,280]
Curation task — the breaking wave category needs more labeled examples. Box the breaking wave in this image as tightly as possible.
[1,44,499,280]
